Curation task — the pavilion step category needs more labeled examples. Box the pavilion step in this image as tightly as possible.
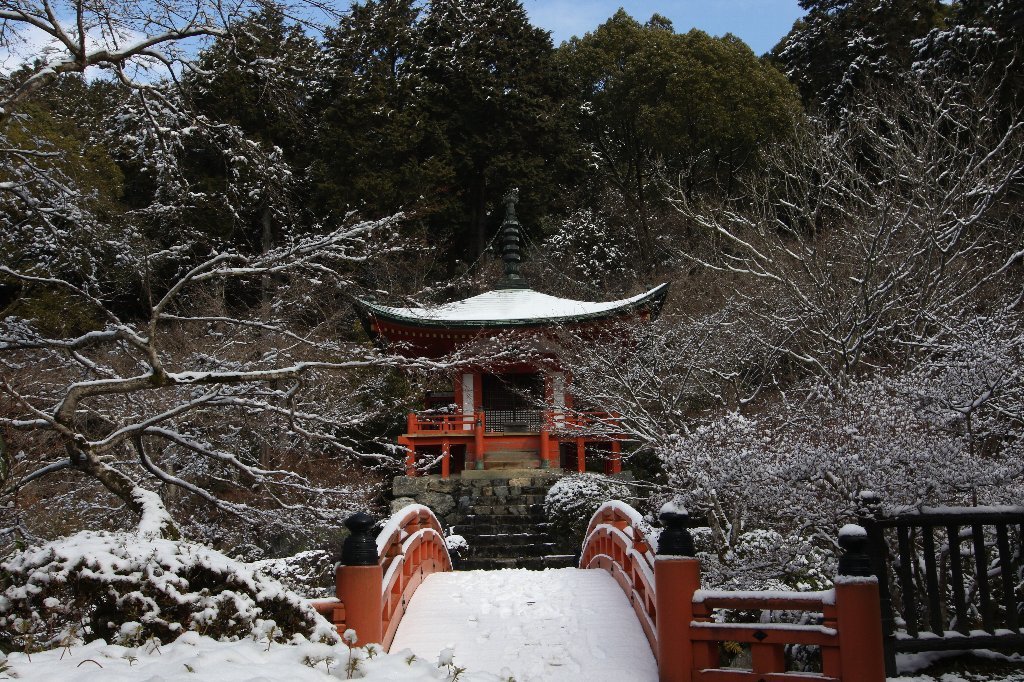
[464,499,547,512]
[467,491,548,506]
[481,456,540,466]
[463,513,547,524]
[467,485,554,497]
[456,521,546,533]
[464,533,551,547]
[455,525,548,538]
[457,554,578,571]
[467,543,558,559]
[483,451,541,470]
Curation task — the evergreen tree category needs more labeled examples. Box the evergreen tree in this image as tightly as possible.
[312,0,445,224]
[914,0,1023,109]
[412,0,580,257]
[183,7,320,253]
[189,7,319,155]
[773,0,947,111]
[557,11,801,217]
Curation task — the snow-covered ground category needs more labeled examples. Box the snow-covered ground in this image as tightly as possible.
[0,631,502,681]
[3,567,657,681]
[4,621,1023,682]
[5,564,1021,682]
[390,567,659,682]
[894,674,1024,682]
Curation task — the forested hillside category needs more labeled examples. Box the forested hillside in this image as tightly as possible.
[1,0,1021,578]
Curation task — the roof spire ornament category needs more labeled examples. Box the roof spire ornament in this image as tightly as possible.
[499,188,528,289]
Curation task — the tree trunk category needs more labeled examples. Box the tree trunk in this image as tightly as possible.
[73,444,181,540]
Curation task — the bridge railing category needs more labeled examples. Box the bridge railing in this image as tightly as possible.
[580,501,659,651]
[323,505,452,650]
[580,501,886,682]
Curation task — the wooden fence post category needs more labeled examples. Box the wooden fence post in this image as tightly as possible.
[336,512,384,646]
[835,524,886,682]
[654,507,699,682]
[857,491,898,676]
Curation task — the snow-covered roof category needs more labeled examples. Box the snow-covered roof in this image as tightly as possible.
[356,284,668,328]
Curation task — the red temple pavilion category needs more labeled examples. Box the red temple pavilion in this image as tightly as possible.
[355,191,668,478]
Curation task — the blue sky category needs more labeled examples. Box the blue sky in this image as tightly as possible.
[524,0,805,55]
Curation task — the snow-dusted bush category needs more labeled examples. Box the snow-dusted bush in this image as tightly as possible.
[544,473,634,544]
[444,534,469,567]
[658,342,1024,588]
[0,529,336,652]
[542,206,635,289]
[691,526,834,593]
[251,550,336,599]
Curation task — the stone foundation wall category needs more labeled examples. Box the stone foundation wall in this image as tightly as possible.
[390,471,563,529]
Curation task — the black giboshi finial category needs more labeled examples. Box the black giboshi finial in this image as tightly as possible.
[341,511,379,566]
[657,508,696,557]
[837,525,873,577]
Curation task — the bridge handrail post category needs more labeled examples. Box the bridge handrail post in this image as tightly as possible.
[336,511,384,647]
[654,505,699,682]
[834,524,886,682]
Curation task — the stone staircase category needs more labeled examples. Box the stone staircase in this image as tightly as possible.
[390,471,575,571]
[482,449,540,470]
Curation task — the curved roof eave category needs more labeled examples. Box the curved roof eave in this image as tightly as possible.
[354,283,670,330]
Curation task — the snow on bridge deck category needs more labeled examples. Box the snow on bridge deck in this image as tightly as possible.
[390,567,658,681]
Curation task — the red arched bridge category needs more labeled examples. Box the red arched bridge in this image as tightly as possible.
[312,502,887,681]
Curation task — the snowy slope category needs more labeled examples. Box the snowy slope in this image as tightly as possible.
[389,567,659,682]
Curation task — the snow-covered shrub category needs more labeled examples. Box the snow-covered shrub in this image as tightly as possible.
[0,530,336,652]
[540,202,638,290]
[251,550,336,599]
[544,473,634,545]
[695,529,834,593]
[444,534,469,567]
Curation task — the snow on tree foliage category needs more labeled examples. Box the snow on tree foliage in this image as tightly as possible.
[544,473,634,544]
[0,524,337,651]
[541,207,633,290]
[773,0,945,110]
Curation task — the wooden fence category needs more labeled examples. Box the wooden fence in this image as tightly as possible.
[859,503,1024,676]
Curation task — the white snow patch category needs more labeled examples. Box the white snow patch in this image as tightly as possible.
[839,523,867,538]
[2,632,506,681]
[660,500,688,516]
[445,534,468,552]
[364,285,667,325]
[390,568,658,681]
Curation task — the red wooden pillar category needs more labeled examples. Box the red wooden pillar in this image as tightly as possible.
[607,440,622,474]
[835,528,886,681]
[441,439,450,479]
[400,437,416,477]
[337,564,383,646]
[539,424,550,468]
[337,513,384,646]
[474,412,485,470]
[654,508,700,682]
[576,438,585,473]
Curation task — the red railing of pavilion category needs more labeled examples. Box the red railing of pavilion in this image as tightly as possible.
[402,409,624,476]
